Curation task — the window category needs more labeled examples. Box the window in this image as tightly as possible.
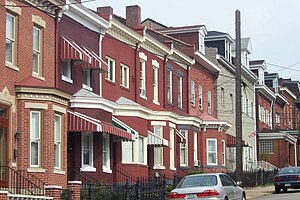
[81,133,95,171]
[30,111,41,167]
[167,70,173,104]
[180,130,188,166]
[154,126,164,167]
[208,90,212,114]
[153,65,159,104]
[199,85,203,110]
[102,134,111,173]
[105,57,115,82]
[259,139,274,154]
[33,26,42,76]
[138,137,144,163]
[207,139,217,165]
[222,140,225,166]
[83,69,92,90]
[191,80,195,106]
[178,75,183,109]
[61,60,72,83]
[54,114,62,169]
[122,141,134,162]
[230,93,233,112]
[250,102,254,118]
[140,59,146,98]
[276,113,280,126]
[193,131,198,165]
[246,98,249,115]
[199,33,205,54]
[221,87,225,107]
[6,13,16,65]
[170,128,175,169]
[120,64,129,88]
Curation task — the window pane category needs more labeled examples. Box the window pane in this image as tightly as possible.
[31,142,39,165]
[33,52,39,73]
[62,61,70,77]
[6,39,13,63]
[33,28,40,50]
[54,144,59,167]
[6,14,14,39]
[208,152,216,164]
[83,135,90,150]
[208,140,215,151]
[83,150,90,165]
[31,112,40,139]
[138,138,144,163]
[122,141,133,162]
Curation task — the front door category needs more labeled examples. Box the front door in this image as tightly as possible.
[0,107,8,187]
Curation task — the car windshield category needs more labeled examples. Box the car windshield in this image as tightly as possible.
[177,175,217,188]
[279,167,300,175]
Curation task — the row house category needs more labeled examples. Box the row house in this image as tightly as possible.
[1,0,71,192]
[205,32,258,171]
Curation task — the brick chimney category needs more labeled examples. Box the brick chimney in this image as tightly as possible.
[126,5,141,28]
[97,6,113,15]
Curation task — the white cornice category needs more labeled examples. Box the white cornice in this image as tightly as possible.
[241,64,258,83]
[280,87,297,100]
[256,84,276,100]
[70,96,115,113]
[159,25,207,35]
[258,132,297,144]
[276,93,288,104]
[217,55,236,74]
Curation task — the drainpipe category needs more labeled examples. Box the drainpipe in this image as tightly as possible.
[134,43,140,102]
[163,55,168,109]
[187,65,190,114]
[99,29,105,97]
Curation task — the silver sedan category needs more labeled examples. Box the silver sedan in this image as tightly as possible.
[168,173,246,200]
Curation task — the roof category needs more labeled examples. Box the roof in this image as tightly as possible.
[15,77,53,88]
[249,60,265,65]
[141,18,168,29]
[199,112,218,121]
[205,30,235,43]
[207,31,228,37]
[73,88,100,98]
[157,25,207,35]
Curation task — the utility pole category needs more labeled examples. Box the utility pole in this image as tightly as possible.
[235,9,243,183]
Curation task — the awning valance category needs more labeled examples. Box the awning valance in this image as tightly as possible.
[60,36,91,64]
[175,129,186,143]
[82,46,108,72]
[67,110,133,140]
[147,131,169,147]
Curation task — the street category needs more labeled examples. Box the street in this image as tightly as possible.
[253,189,300,200]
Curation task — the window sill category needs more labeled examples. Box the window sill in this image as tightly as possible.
[170,167,176,171]
[32,73,45,81]
[80,166,96,172]
[122,162,147,166]
[206,163,218,166]
[153,100,160,105]
[153,165,166,170]
[27,167,46,173]
[140,95,147,100]
[53,169,66,175]
[102,167,112,174]
[5,62,19,71]
[120,85,130,91]
[62,75,73,84]
[82,84,93,91]
[105,79,116,85]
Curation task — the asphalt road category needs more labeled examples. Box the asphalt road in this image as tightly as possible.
[253,189,300,200]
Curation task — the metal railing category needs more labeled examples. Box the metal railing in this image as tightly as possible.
[113,166,137,184]
[68,168,98,186]
[0,166,45,196]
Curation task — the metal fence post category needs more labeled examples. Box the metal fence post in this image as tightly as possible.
[125,179,129,200]
[135,177,140,200]
[87,182,93,200]
[163,174,167,200]
[172,174,176,189]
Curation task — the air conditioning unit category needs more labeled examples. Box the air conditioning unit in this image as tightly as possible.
[194,160,200,167]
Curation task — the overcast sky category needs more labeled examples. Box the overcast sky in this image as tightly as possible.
[85,0,300,81]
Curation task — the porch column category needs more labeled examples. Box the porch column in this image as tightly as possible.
[295,143,297,166]
[45,185,62,200]
[0,191,8,200]
[68,181,82,200]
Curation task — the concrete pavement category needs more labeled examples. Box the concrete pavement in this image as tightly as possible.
[244,185,274,199]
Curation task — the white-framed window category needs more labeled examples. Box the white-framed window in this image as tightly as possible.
[54,114,62,169]
[246,99,249,115]
[180,130,188,166]
[6,13,16,65]
[178,75,183,109]
[140,59,146,98]
[208,90,212,114]
[120,63,129,88]
[81,133,95,171]
[250,102,254,118]
[167,69,173,104]
[169,128,175,169]
[30,111,41,167]
[199,85,203,110]
[207,139,217,165]
[83,69,92,91]
[259,139,274,154]
[191,80,195,106]
[138,137,144,163]
[102,134,111,173]
[154,126,164,167]
[222,140,225,166]
[230,93,233,112]
[61,60,73,83]
[276,113,280,126]
[193,131,198,164]
[122,141,134,163]
[105,56,115,82]
[153,64,159,104]
[221,87,225,107]
[199,33,205,54]
[33,26,42,76]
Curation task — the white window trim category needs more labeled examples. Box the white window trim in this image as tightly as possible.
[169,128,175,170]
[82,69,92,91]
[120,63,130,89]
[191,80,195,106]
[139,58,147,99]
[180,130,188,167]
[153,126,165,169]
[222,140,226,166]
[167,69,173,104]
[81,133,96,172]
[54,114,62,170]
[30,111,41,168]
[105,56,115,83]
[102,134,112,173]
[207,138,218,165]
[32,26,42,77]
[153,64,159,105]
[208,90,212,114]
[61,60,73,84]
[6,13,17,67]
[122,138,147,165]
[178,75,183,109]
[199,85,203,110]
[193,131,198,164]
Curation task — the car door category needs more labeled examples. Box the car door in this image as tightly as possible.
[220,174,235,199]
[224,175,242,200]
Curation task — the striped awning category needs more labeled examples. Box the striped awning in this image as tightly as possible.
[60,36,91,64]
[82,47,108,72]
[226,134,247,147]
[147,131,169,147]
[175,129,186,143]
[67,110,133,140]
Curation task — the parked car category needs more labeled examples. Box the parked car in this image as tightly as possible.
[274,166,300,193]
[168,173,246,200]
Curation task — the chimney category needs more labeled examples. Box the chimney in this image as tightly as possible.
[97,6,113,15]
[126,5,141,28]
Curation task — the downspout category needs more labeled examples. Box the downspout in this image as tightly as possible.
[187,65,190,114]
[134,43,140,102]
[163,55,168,109]
[99,29,105,97]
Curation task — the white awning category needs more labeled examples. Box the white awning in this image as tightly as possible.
[147,131,169,147]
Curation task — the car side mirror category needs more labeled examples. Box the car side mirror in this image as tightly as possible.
[236,181,242,187]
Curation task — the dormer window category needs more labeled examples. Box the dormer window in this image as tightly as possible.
[199,33,205,54]
[225,40,232,63]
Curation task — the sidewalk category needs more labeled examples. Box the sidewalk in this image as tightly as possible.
[244,185,274,199]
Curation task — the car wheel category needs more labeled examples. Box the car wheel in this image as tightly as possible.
[282,188,288,193]
[242,193,246,200]
[275,187,280,194]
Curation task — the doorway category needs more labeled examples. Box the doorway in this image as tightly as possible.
[0,107,8,187]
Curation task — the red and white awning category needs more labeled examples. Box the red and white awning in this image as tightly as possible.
[175,129,186,143]
[82,46,108,72]
[67,110,133,140]
[60,36,91,64]
[147,131,169,147]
